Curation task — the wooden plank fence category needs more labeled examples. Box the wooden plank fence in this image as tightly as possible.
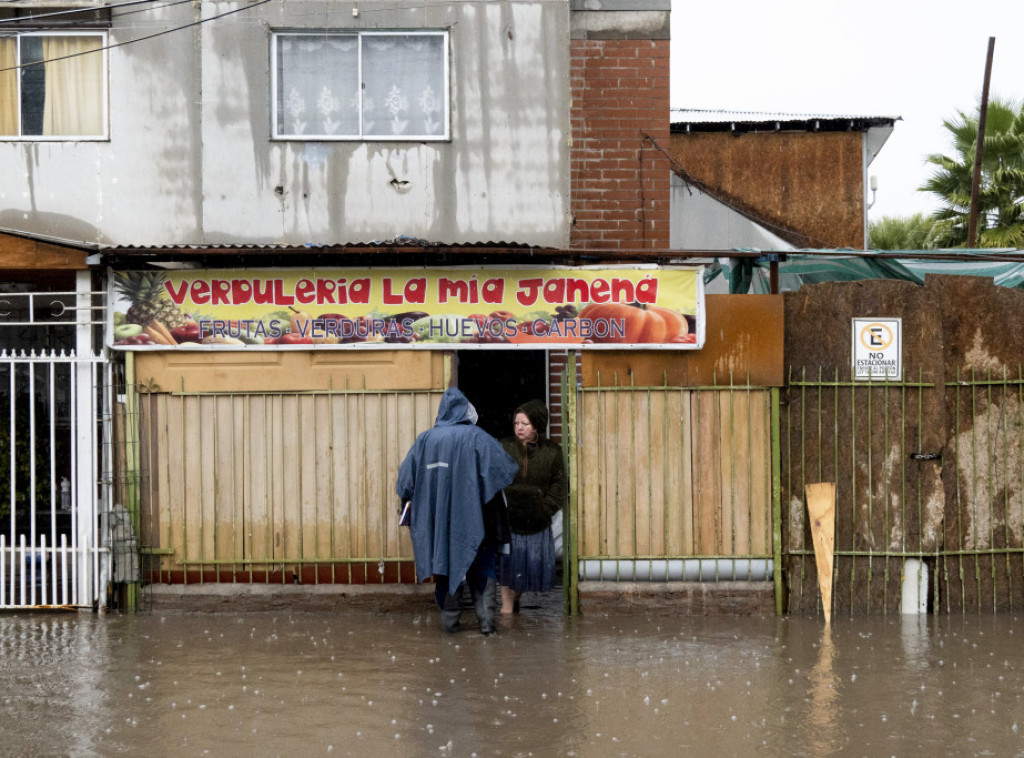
[136,388,441,584]
[576,380,773,582]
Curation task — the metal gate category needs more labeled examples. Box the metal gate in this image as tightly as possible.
[1,279,110,609]
[563,357,781,614]
[782,367,1024,616]
[127,381,432,591]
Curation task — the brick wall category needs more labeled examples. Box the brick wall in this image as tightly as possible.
[546,349,586,447]
[570,38,671,250]
[547,350,568,444]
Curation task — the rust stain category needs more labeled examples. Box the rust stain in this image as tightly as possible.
[963,327,1007,375]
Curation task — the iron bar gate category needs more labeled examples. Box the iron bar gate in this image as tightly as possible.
[782,366,1024,617]
[1,278,111,609]
[942,367,1024,614]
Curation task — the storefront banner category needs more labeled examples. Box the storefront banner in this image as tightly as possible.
[109,266,704,350]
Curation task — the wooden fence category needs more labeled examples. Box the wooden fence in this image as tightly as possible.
[575,378,774,582]
[135,388,441,584]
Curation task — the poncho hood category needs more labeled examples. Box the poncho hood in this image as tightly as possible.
[435,387,476,426]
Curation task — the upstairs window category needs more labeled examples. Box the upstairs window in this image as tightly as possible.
[0,31,107,139]
[272,31,449,141]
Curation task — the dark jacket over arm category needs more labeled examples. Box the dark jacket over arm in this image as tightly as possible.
[500,436,566,535]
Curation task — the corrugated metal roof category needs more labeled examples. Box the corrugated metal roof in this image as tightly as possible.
[94,239,572,267]
[670,108,901,125]
[669,109,899,165]
[101,239,546,252]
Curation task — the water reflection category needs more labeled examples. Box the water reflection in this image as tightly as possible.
[900,612,931,669]
[805,629,840,756]
[0,611,1021,756]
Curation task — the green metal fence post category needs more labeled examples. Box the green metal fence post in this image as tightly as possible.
[564,351,579,616]
[771,386,784,615]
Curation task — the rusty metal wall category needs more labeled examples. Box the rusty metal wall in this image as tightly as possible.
[666,131,866,248]
[783,277,1024,616]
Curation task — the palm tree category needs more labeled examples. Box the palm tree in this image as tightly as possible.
[869,213,938,250]
[920,97,1024,248]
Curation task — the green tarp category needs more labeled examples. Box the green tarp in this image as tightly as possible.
[710,250,1024,293]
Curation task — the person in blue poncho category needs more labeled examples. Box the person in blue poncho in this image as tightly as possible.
[397,387,518,635]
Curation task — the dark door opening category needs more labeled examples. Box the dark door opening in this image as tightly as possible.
[456,350,547,442]
[457,348,567,608]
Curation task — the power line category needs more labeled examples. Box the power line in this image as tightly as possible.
[111,0,197,21]
[0,0,272,74]
[0,0,167,26]
[1,0,465,29]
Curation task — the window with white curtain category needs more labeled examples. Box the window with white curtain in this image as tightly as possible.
[272,31,449,141]
[0,31,107,139]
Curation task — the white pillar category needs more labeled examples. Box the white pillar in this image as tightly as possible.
[901,558,928,614]
[74,270,97,607]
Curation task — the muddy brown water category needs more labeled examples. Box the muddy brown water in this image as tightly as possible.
[2,596,1022,757]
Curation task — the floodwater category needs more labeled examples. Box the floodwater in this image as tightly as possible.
[2,599,1023,757]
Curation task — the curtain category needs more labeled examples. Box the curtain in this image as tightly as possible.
[0,38,17,136]
[276,35,359,137]
[275,33,446,138]
[362,34,444,137]
[41,36,104,137]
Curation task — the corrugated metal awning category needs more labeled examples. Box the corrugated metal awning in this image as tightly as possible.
[670,108,900,128]
[669,109,900,166]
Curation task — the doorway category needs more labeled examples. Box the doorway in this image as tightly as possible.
[456,350,548,441]
[456,348,568,614]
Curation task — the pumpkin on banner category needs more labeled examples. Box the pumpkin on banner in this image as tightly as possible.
[579,303,689,344]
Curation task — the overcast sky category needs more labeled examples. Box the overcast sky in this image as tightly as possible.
[670,0,1024,221]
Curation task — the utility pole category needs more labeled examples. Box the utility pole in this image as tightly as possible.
[967,37,996,248]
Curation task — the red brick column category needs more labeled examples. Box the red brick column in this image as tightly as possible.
[547,350,568,444]
[570,38,671,251]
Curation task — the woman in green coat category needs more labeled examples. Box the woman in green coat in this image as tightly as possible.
[497,399,566,614]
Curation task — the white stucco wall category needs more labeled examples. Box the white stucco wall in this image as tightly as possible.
[669,174,794,252]
[0,0,571,248]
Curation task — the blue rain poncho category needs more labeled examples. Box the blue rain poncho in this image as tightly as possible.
[396,388,519,590]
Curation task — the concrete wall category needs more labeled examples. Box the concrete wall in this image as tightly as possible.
[669,174,795,251]
[0,0,571,248]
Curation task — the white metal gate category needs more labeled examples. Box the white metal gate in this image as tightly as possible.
[1,274,110,609]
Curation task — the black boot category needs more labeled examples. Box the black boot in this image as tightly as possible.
[441,591,462,633]
[471,577,497,636]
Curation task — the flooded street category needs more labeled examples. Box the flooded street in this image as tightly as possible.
[2,601,1023,757]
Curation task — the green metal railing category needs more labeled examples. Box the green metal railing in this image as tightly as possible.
[119,349,1024,618]
[124,376,441,594]
[783,366,1024,616]
[573,371,780,607]
[942,367,1024,614]
[564,353,579,616]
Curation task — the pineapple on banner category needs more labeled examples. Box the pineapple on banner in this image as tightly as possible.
[112,271,194,346]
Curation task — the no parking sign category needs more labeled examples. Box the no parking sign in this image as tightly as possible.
[852,318,901,381]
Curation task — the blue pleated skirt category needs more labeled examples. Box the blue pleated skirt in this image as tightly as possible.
[498,527,556,593]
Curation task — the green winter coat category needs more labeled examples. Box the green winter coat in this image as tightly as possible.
[500,400,566,535]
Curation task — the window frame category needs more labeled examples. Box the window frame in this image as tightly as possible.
[270,29,451,142]
[0,29,109,141]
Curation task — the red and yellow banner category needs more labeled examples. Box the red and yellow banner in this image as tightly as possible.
[109,266,704,350]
